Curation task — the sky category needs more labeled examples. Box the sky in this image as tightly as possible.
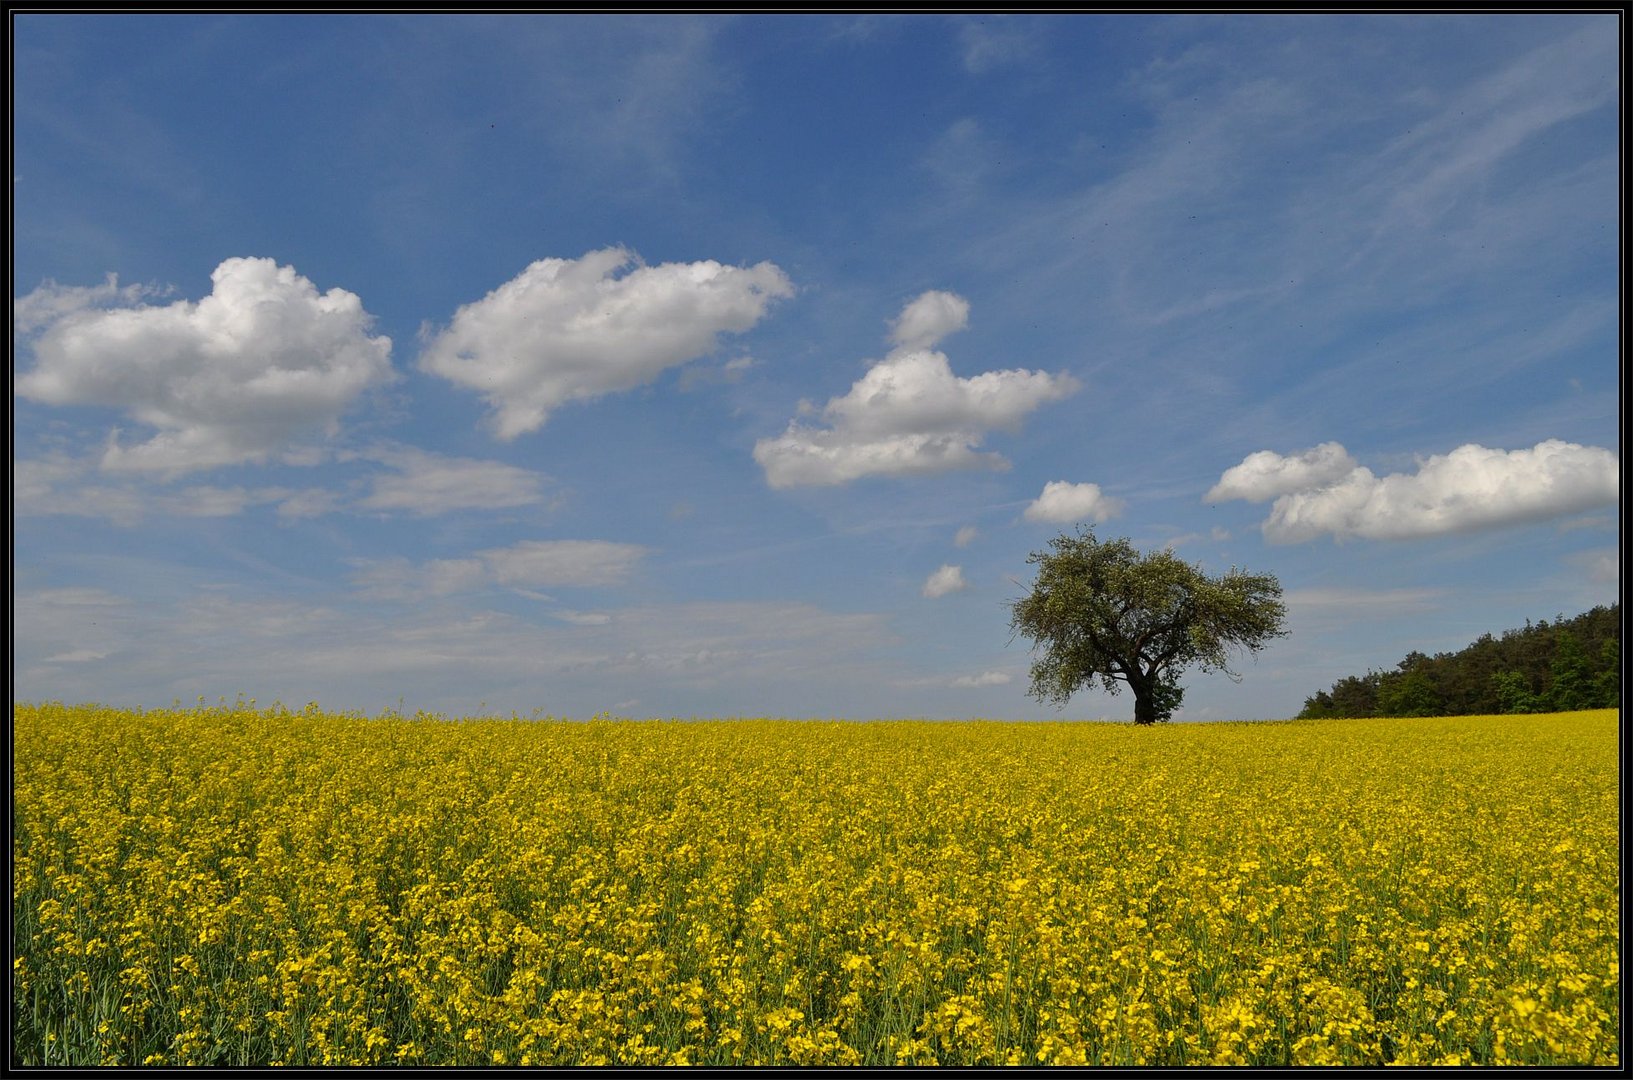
[11,13,1622,721]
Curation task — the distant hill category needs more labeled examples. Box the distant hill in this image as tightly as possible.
[1298,603,1620,719]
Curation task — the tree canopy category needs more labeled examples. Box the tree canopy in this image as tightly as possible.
[1298,604,1620,719]
[1009,529,1287,724]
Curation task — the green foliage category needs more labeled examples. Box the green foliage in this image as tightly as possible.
[1376,668,1443,718]
[1010,528,1286,724]
[1546,632,1595,711]
[1490,671,1541,715]
[1592,639,1619,708]
[1298,604,1620,719]
[1299,674,1383,720]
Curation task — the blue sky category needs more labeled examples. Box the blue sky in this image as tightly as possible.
[13,13,1621,720]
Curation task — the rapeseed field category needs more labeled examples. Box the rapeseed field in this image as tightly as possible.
[11,703,1619,1066]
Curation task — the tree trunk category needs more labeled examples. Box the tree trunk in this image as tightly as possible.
[1131,677,1158,725]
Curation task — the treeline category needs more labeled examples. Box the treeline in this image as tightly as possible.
[1299,604,1620,719]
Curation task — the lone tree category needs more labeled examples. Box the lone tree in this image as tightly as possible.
[1010,528,1287,724]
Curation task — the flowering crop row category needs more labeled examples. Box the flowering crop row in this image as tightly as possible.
[11,703,1619,1065]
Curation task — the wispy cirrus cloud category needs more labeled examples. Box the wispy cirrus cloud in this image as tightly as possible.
[951,669,1012,688]
[350,539,650,601]
[13,584,894,716]
[958,17,1043,74]
[14,455,303,526]
[1564,547,1619,587]
[15,444,555,526]
[354,445,553,516]
[1283,586,1449,616]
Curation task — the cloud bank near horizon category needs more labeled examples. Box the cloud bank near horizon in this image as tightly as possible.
[1210,439,1619,542]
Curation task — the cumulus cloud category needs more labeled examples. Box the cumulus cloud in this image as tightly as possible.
[888,289,969,351]
[952,670,1011,688]
[1213,440,1619,542]
[953,525,979,548]
[1023,480,1125,524]
[755,292,1078,487]
[922,564,968,598]
[1205,442,1358,503]
[12,273,165,336]
[420,247,793,439]
[351,539,648,601]
[355,446,550,516]
[15,258,393,474]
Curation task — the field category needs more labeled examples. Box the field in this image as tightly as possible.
[11,702,1620,1066]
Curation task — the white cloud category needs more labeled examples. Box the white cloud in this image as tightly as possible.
[1206,442,1358,503]
[1216,440,1619,542]
[550,609,614,627]
[14,457,91,510]
[18,443,555,526]
[351,539,648,601]
[922,564,968,598]
[41,649,111,664]
[12,273,164,336]
[163,486,268,518]
[420,247,793,439]
[15,258,393,474]
[1162,525,1232,550]
[356,445,550,516]
[1023,480,1125,524]
[350,557,490,601]
[953,525,979,548]
[13,588,134,679]
[754,429,999,487]
[274,488,345,521]
[14,455,298,526]
[481,540,647,588]
[952,670,1011,688]
[755,292,1078,488]
[888,289,969,351]
[1283,587,1448,616]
